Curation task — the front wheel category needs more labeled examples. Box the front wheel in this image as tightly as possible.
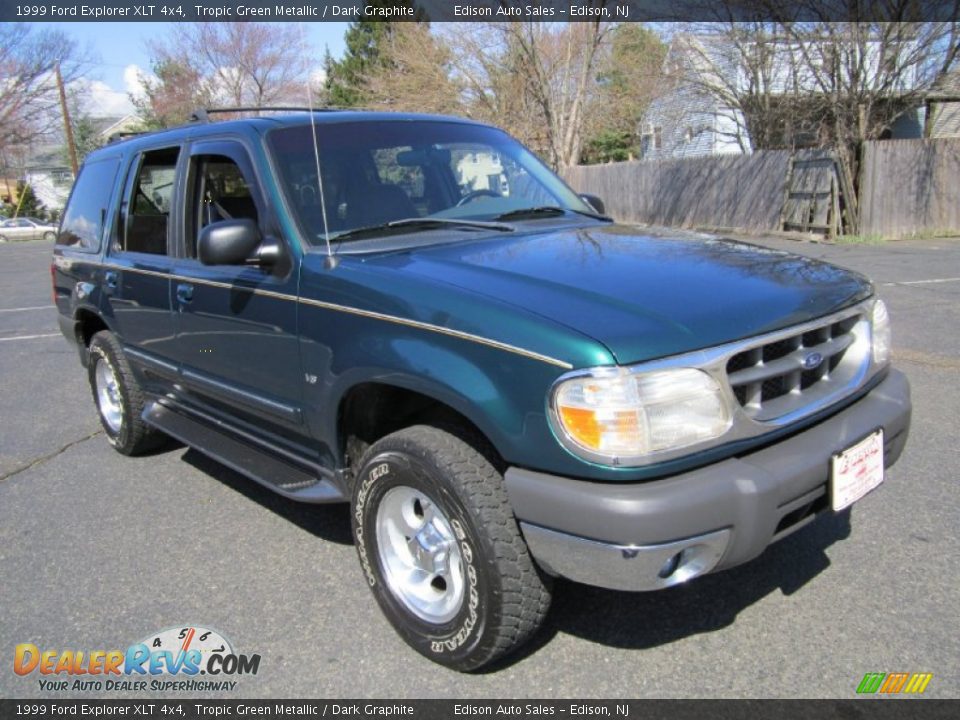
[351,425,551,671]
[43,231,56,242]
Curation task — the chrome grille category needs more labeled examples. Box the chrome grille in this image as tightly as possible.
[726,312,868,422]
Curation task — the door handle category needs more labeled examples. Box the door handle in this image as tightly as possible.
[104,270,118,290]
[176,283,194,304]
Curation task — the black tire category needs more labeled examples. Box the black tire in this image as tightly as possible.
[43,231,56,242]
[87,330,164,455]
[351,425,551,671]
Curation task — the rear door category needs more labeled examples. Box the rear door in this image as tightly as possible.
[170,138,308,447]
[100,146,182,378]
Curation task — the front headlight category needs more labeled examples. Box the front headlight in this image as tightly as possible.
[871,298,891,366]
[551,367,732,464]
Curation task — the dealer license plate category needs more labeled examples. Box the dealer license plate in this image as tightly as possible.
[831,430,885,512]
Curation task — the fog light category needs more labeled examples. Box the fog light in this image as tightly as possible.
[658,552,682,579]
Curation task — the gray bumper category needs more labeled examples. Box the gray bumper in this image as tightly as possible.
[506,369,911,592]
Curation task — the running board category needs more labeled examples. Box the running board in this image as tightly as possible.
[143,401,346,504]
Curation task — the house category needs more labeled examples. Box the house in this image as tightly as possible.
[457,151,506,193]
[925,68,960,138]
[95,114,142,143]
[641,33,925,161]
[20,114,142,213]
[23,146,74,213]
[639,35,749,160]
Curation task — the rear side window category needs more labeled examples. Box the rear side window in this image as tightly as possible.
[58,157,121,250]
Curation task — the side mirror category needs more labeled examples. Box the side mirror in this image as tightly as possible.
[580,194,606,215]
[198,219,262,266]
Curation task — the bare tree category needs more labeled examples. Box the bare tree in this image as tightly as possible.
[438,24,542,150]
[133,59,217,130]
[778,18,960,182]
[669,4,960,184]
[142,22,310,123]
[508,22,613,169]
[0,24,91,168]
[441,22,614,169]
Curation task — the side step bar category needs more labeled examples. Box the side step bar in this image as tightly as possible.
[143,401,346,504]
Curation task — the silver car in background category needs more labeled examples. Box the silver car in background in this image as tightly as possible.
[0,217,57,242]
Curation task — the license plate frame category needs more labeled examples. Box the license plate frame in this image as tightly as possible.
[831,429,885,512]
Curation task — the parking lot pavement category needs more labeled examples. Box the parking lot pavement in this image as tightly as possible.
[1,236,958,699]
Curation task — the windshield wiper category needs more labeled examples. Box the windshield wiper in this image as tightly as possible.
[330,217,514,243]
[495,205,612,222]
[494,206,567,221]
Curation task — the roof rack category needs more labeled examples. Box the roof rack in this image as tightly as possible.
[189,107,340,123]
[107,131,149,144]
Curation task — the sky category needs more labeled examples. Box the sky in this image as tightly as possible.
[32,22,350,117]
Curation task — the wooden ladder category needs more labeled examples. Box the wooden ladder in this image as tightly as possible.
[780,150,858,238]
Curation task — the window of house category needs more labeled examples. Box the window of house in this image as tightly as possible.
[117,148,179,255]
[654,126,663,150]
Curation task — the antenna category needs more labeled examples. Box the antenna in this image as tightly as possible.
[299,23,333,259]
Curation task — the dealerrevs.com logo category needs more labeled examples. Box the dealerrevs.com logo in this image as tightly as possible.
[14,626,261,693]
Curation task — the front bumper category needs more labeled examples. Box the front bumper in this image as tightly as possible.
[506,369,911,592]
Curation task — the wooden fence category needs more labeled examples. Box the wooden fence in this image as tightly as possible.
[564,139,960,239]
[859,139,960,238]
[563,150,791,233]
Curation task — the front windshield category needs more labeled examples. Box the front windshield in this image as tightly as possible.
[266,120,596,247]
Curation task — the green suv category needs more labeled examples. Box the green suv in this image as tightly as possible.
[52,110,911,670]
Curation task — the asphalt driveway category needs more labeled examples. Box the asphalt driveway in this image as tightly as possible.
[1,234,957,699]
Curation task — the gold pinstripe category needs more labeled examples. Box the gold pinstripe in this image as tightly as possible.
[101,264,573,369]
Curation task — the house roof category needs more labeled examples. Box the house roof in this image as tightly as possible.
[23,145,70,172]
[928,69,960,101]
[95,114,141,139]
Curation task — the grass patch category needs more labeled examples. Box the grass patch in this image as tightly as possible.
[900,228,960,241]
[834,233,886,245]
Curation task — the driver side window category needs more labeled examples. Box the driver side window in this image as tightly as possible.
[187,154,260,259]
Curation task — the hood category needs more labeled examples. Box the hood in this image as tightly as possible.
[364,225,873,365]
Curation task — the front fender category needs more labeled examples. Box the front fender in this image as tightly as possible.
[297,312,571,474]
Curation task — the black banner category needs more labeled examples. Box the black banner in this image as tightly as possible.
[2,700,959,720]
[1,0,958,23]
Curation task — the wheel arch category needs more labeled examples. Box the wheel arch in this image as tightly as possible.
[334,377,508,479]
[72,307,111,366]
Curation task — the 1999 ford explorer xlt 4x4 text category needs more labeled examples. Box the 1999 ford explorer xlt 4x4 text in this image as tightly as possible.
[53,110,911,670]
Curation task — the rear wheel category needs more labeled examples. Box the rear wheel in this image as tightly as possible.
[87,330,164,455]
[351,425,551,671]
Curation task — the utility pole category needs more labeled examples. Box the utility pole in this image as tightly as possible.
[55,61,79,177]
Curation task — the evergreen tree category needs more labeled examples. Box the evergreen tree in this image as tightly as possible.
[65,95,105,166]
[14,181,47,220]
[584,24,666,164]
[324,22,395,107]
[322,2,431,108]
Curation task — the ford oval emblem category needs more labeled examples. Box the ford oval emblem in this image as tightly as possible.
[803,352,824,370]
